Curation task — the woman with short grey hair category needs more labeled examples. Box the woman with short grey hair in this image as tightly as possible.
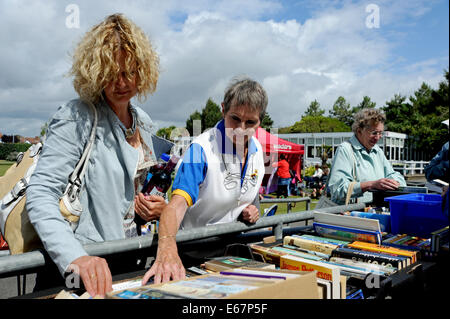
[327,108,406,205]
[142,76,268,285]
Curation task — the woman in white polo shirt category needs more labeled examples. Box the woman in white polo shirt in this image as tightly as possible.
[142,76,268,284]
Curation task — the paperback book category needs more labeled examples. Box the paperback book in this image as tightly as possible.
[204,256,276,272]
[331,246,407,269]
[283,235,338,255]
[348,241,418,263]
[280,254,341,299]
[313,211,382,244]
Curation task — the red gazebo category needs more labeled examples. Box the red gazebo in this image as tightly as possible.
[254,128,304,193]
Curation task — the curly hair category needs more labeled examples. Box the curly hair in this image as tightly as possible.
[351,108,386,133]
[69,13,159,104]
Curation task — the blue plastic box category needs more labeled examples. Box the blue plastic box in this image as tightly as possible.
[385,193,448,238]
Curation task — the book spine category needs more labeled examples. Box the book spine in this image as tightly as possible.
[272,246,324,261]
[329,257,396,275]
[249,245,285,266]
[282,244,330,260]
[331,247,402,269]
[283,236,337,255]
[313,222,380,244]
[280,257,335,282]
[348,242,417,263]
[293,234,350,246]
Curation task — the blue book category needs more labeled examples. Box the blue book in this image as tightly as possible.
[313,222,382,244]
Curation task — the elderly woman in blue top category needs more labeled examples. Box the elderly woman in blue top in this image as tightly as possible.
[327,108,406,205]
[142,77,267,285]
[26,14,169,297]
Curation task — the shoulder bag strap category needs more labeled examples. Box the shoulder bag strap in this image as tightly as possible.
[66,100,98,187]
[345,141,358,205]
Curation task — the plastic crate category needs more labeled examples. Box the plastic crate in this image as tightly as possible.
[385,193,448,238]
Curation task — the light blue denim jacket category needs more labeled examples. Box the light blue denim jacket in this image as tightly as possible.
[328,135,406,205]
[26,98,172,275]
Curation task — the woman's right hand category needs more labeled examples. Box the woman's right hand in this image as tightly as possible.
[371,178,400,191]
[141,238,186,285]
[68,255,112,298]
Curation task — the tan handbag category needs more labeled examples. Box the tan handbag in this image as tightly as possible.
[0,101,98,254]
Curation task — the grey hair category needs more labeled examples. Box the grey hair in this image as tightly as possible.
[351,108,386,133]
[222,76,268,120]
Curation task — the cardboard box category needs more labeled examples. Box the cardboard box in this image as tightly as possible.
[107,268,319,299]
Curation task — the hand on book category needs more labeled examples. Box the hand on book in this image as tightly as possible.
[363,178,400,192]
[68,255,112,298]
[141,239,186,285]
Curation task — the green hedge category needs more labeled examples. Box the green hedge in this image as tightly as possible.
[0,143,32,160]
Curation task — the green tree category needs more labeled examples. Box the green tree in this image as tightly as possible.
[202,98,222,130]
[303,100,325,118]
[260,112,274,130]
[185,110,202,136]
[156,125,176,141]
[185,98,222,136]
[383,70,449,158]
[288,115,351,133]
[329,96,353,126]
[353,96,376,114]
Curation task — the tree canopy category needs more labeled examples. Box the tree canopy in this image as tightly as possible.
[382,70,449,158]
[280,115,351,133]
[329,96,353,127]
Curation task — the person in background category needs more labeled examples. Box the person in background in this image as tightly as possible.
[273,154,291,197]
[327,108,406,205]
[317,166,330,197]
[26,14,167,297]
[424,119,449,184]
[304,164,323,188]
[141,76,268,285]
[424,119,449,217]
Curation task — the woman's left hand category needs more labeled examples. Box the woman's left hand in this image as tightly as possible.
[241,204,260,223]
[134,193,167,221]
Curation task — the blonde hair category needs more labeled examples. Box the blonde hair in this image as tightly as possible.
[69,13,159,103]
[352,108,386,133]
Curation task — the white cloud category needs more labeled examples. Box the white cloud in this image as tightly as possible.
[0,0,447,137]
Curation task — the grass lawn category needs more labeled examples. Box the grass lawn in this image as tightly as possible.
[0,160,14,177]
[260,194,318,215]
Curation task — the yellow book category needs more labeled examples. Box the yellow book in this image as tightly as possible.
[348,241,417,263]
[283,236,337,255]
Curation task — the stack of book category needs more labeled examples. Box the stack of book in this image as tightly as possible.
[107,268,320,299]
[313,211,383,244]
[247,230,422,299]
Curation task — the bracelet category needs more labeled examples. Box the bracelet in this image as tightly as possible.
[158,235,176,240]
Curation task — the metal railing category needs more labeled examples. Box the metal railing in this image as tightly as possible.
[0,202,365,277]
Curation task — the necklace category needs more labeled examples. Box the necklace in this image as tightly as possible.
[118,106,137,139]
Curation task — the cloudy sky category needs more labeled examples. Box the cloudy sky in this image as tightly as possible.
[0,0,448,137]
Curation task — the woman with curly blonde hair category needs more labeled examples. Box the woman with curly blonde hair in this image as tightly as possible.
[26,14,172,297]
[327,108,406,205]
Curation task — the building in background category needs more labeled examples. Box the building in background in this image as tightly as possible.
[279,131,427,174]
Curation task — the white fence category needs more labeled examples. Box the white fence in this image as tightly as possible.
[390,160,429,176]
